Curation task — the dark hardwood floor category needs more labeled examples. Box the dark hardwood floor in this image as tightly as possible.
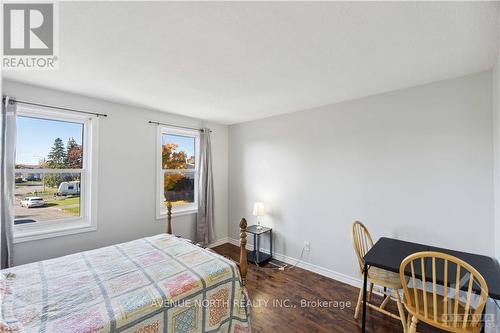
[213,243,439,333]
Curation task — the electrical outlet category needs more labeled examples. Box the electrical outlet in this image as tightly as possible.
[304,241,310,252]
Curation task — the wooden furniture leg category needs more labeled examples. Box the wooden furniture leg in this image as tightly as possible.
[408,315,418,333]
[354,284,364,319]
[239,218,248,286]
[369,283,374,302]
[380,291,391,310]
[394,289,407,333]
[166,201,172,234]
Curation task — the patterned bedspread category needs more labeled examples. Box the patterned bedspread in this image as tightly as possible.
[0,234,251,333]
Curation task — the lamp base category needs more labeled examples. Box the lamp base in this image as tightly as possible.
[256,217,263,230]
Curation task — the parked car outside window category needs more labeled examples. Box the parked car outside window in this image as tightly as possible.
[20,197,45,208]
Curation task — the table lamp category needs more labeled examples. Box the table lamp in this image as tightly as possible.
[253,202,265,230]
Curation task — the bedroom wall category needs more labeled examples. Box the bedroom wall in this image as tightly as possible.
[489,50,500,333]
[493,23,500,262]
[494,58,500,262]
[3,80,229,266]
[228,71,495,282]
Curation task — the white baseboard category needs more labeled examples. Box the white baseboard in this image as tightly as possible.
[227,238,362,288]
[208,237,230,248]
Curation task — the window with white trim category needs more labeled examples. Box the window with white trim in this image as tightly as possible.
[157,126,199,218]
[14,105,98,242]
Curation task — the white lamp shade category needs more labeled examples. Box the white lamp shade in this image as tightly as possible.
[252,202,265,216]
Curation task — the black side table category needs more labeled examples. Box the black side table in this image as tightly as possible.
[246,225,273,265]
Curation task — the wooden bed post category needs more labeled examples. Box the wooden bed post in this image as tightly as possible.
[166,201,173,234]
[239,218,248,286]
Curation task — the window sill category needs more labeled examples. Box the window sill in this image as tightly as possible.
[156,208,198,220]
[13,222,97,243]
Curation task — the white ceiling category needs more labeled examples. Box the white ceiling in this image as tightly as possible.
[4,2,499,124]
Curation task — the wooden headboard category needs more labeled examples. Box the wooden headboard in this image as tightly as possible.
[165,202,248,286]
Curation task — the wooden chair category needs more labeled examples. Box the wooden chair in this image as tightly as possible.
[351,221,407,331]
[399,251,489,333]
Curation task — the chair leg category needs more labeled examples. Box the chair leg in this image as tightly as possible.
[354,286,364,319]
[380,290,391,310]
[368,283,374,302]
[408,315,418,333]
[393,289,407,333]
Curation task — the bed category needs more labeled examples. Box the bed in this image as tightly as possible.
[0,212,251,333]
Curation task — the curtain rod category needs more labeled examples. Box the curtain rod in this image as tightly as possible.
[148,120,212,132]
[3,96,108,118]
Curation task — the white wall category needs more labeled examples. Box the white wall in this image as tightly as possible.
[5,71,497,276]
[229,72,495,280]
[494,59,500,262]
[493,15,500,262]
[491,21,500,333]
[3,80,229,265]
[490,57,500,333]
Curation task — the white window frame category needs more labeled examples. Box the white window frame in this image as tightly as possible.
[156,125,199,219]
[13,104,99,243]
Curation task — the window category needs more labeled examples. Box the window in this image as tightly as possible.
[14,105,98,242]
[157,126,199,218]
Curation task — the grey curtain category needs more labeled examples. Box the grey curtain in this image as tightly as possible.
[1,97,16,269]
[196,128,215,246]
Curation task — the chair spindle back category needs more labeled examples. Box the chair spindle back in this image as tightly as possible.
[400,251,488,332]
[351,221,374,275]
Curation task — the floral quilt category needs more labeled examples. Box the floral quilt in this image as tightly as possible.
[0,234,251,333]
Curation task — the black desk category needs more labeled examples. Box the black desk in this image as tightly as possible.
[361,237,500,333]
